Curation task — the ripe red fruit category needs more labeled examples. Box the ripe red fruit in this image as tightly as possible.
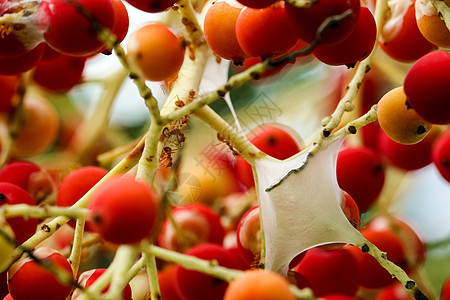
[158,203,226,252]
[236,206,260,265]
[235,123,302,188]
[39,0,115,56]
[377,128,439,171]
[403,50,450,125]
[0,1,42,58]
[432,130,450,183]
[175,243,239,300]
[341,191,360,229]
[235,2,299,58]
[442,277,450,300]
[336,146,385,212]
[313,7,376,67]
[0,182,39,243]
[368,215,426,268]
[7,247,73,300]
[110,0,129,45]
[376,282,414,299]
[32,54,87,92]
[0,161,56,204]
[294,247,360,297]
[123,0,177,13]
[127,23,185,81]
[0,43,45,75]
[88,175,158,244]
[379,0,435,62]
[158,265,184,300]
[286,0,360,45]
[73,268,132,299]
[204,1,247,64]
[57,166,108,229]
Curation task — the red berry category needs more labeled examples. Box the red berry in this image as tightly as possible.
[159,265,185,300]
[7,247,73,300]
[351,227,406,289]
[88,175,158,244]
[39,0,115,56]
[432,130,450,183]
[175,244,238,300]
[235,123,301,188]
[377,128,439,171]
[235,2,299,58]
[158,203,225,252]
[57,166,108,229]
[0,43,45,75]
[0,161,56,205]
[404,50,450,125]
[123,0,177,13]
[379,0,435,62]
[294,247,360,297]
[442,277,450,300]
[236,206,260,265]
[336,146,385,212]
[286,0,360,45]
[0,182,39,243]
[73,268,132,299]
[313,7,376,67]
[32,54,87,92]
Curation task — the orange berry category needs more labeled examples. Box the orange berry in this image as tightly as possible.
[12,95,59,157]
[204,1,247,64]
[377,86,431,145]
[416,0,450,48]
[127,23,185,81]
[224,270,295,300]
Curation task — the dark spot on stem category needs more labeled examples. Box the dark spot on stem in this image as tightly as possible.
[405,281,415,289]
[217,90,226,97]
[250,72,260,79]
[129,73,138,80]
[365,65,371,73]
[348,125,357,134]
[323,129,331,137]
[41,225,51,233]
[0,193,6,202]
[361,244,369,253]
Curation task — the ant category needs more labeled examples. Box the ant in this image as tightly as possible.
[217,132,240,156]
